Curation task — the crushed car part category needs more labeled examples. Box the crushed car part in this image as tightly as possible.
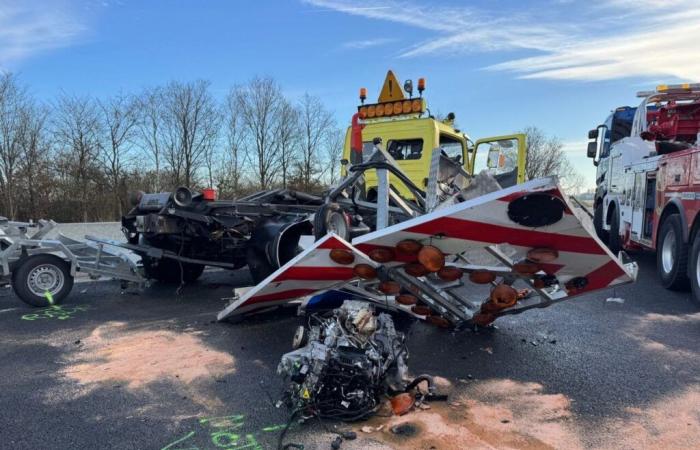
[277,301,408,421]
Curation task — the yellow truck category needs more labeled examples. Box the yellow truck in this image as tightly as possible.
[342,70,527,199]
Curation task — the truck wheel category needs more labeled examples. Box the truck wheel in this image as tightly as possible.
[11,254,74,307]
[594,203,609,243]
[314,203,350,241]
[142,257,204,283]
[689,233,700,306]
[656,214,689,290]
[608,206,622,255]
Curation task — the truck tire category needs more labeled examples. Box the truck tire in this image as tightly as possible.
[314,203,350,241]
[142,256,205,284]
[594,202,609,243]
[656,214,689,291]
[608,205,622,255]
[11,254,74,307]
[688,232,700,306]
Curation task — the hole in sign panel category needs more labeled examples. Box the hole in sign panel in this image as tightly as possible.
[507,193,565,227]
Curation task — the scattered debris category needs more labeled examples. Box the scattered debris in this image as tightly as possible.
[390,393,414,416]
[606,297,625,304]
[277,301,409,421]
[360,424,384,433]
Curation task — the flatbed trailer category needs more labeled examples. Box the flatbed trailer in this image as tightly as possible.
[0,219,145,306]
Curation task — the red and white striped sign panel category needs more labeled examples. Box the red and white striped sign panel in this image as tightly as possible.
[217,177,634,320]
[217,234,376,320]
[353,177,633,295]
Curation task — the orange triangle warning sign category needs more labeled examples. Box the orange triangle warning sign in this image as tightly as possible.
[378,70,405,102]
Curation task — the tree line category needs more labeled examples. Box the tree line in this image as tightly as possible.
[0,73,343,222]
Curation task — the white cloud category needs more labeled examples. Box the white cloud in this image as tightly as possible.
[561,140,589,155]
[303,0,700,82]
[341,38,396,50]
[0,1,87,68]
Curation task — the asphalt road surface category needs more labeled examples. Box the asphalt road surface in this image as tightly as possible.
[0,253,698,450]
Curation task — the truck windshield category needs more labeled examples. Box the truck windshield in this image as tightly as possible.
[440,134,464,163]
[610,107,636,143]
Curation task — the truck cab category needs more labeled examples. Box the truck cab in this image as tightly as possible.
[342,71,526,201]
[587,83,700,303]
[587,104,655,244]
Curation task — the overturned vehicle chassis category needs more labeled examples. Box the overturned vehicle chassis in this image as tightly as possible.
[118,140,446,286]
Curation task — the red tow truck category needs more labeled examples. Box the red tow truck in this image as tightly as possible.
[587,83,700,303]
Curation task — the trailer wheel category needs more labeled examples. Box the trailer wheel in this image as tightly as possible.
[608,205,622,255]
[656,214,689,291]
[688,232,700,305]
[314,203,350,241]
[11,254,74,307]
[594,203,609,243]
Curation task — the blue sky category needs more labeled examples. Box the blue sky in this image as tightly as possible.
[2,0,699,190]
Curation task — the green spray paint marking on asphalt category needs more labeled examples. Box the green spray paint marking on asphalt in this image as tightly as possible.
[160,431,197,450]
[21,305,90,321]
[162,414,283,450]
[44,290,55,306]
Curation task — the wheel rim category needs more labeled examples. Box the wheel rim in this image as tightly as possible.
[661,229,677,274]
[27,264,65,297]
[327,212,348,238]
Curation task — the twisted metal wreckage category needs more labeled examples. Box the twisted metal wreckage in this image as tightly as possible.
[0,125,637,441]
[210,139,638,435]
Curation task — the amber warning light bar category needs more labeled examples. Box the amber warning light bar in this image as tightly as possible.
[358,70,426,119]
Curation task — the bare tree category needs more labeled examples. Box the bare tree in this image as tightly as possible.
[0,73,28,218]
[0,73,355,221]
[99,94,139,217]
[217,90,248,196]
[323,127,345,186]
[276,99,299,188]
[297,93,335,190]
[53,93,103,222]
[522,126,584,193]
[233,77,284,189]
[160,80,220,187]
[16,102,51,220]
[136,87,165,191]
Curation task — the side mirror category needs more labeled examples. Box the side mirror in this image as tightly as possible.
[588,129,599,139]
[587,142,597,158]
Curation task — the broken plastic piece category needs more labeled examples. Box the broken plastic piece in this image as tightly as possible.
[390,392,414,415]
